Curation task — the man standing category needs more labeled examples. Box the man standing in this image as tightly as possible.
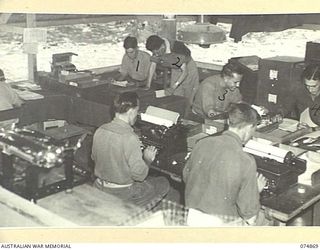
[92,92,169,207]
[118,36,151,86]
[145,35,171,89]
[183,103,266,225]
[192,62,243,120]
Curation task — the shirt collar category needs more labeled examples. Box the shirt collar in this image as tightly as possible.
[112,117,133,131]
[222,130,243,146]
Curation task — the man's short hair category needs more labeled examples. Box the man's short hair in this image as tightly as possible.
[123,36,138,49]
[302,63,320,81]
[113,92,139,114]
[172,41,191,57]
[221,62,243,78]
[0,69,6,81]
[227,103,260,129]
[146,35,164,51]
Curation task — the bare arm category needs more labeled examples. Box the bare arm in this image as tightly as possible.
[172,63,188,90]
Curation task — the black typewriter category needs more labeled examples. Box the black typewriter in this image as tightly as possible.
[134,116,188,177]
[244,140,306,199]
[255,154,306,199]
[0,127,89,201]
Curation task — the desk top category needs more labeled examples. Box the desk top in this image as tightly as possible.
[261,183,320,222]
[37,184,143,226]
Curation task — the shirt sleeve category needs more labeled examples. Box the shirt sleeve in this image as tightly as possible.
[119,55,128,77]
[236,157,260,220]
[6,85,22,107]
[234,90,242,103]
[123,134,149,182]
[202,81,219,115]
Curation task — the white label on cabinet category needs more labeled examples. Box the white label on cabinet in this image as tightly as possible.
[269,70,278,80]
[268,94,277,103]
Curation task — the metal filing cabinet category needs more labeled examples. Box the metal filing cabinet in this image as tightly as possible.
[305,41,320,64]
[256,56,305,117]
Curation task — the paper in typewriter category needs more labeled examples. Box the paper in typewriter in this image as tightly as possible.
[140,106,180,127]
[244,139,290,163]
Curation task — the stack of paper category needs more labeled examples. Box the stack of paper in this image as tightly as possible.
[14,89,44,100]
[279,118,299,132]
[11,81,41,91]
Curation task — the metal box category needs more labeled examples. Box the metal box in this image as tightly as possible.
[256,56,305,117]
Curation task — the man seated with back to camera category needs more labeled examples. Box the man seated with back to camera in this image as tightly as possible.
[111,36,151,87]
[91,91,170,207]
[190,62,243,123]
[0,69,23,129]
[183,103,269,226]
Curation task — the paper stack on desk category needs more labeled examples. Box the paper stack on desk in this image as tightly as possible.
[11,81,41,91]
[279,118,299,132]
[140,106,180,127]
[110,80,135,87]
[14,89,44,100]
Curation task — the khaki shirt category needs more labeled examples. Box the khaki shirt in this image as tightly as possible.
[0,82,22,128]
[92,118,149,185]
[192,74,242,118]
[120,50,151,82]
[183,131,260,219]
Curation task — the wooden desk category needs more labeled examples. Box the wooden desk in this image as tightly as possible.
[261,183,320,225]
[37,71,188,117]
[0,186,76,227]
[0,91,111,128]
[37,184,143,226]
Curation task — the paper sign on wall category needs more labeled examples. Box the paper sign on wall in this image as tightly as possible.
[23,28,47,43]
[269,69,278,80]
[268,94,277,104]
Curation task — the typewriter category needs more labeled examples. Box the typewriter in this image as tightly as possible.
[50,52,93,84]
[0,126,88,201]
[135,106,188,177]
[244,140,306,198]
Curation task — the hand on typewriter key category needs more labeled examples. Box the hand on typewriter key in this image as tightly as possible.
[256,173,267,193]
[143,146,158,164]
[297,122,310,130]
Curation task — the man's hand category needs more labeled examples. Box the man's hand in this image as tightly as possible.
[297,122,310,130]
[256,173,267,193]
[143,146,157,164]
[259,106,269,115]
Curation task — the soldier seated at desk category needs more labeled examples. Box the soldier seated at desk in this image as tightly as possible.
[289,64,320,130]
[91,91,170,207]
[0,69,23,129]
[113,36,151,87]
[191,62,243,122]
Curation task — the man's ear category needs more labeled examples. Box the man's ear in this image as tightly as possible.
[127,107,134,116]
